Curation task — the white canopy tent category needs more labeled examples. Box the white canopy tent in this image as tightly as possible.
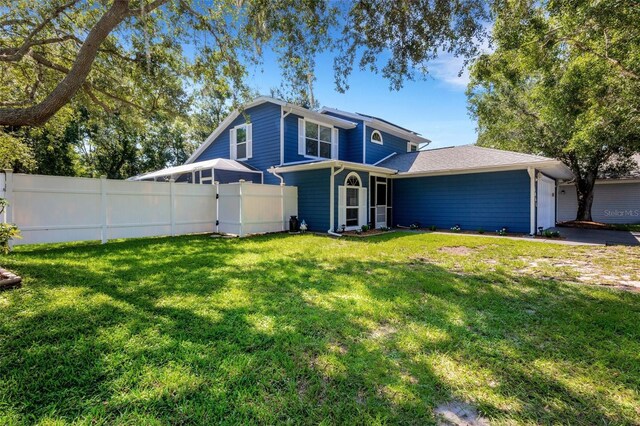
[128,158,263,184]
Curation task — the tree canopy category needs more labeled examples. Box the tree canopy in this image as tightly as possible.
[0,0,491,126]
[468,0,640,221]
[1,0,493,176]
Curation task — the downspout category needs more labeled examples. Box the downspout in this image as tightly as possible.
[280,106,293,165]
[328,164,345,236]
[362,123,367,164]
[528,167,537,235]
[269,167,286,232]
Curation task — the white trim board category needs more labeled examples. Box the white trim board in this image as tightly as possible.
[391,161,573,180]
[320,106,431,145]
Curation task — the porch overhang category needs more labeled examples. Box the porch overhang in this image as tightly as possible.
[268,159,397,175]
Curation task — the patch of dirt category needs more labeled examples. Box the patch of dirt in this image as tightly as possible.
[438,246,475,256]
[435,400,490,426]
[369,323,397,340]
[516,255,640,291]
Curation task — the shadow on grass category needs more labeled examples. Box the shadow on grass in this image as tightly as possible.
[1,234,639,424]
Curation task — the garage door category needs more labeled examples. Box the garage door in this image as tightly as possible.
[537,175,556,230]
[558,181,640,224]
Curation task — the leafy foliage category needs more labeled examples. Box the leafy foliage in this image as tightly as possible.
[468,0,640,220]
[0,198,21,254]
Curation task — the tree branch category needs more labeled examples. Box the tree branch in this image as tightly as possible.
[0,0,79,62]
[0,0,132,126]
[127,0,169,17]
[29,51,148,113]
[0,34,78,60]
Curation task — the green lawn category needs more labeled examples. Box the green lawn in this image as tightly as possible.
[1,232,639,425]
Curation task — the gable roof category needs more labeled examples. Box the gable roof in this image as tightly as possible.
[186,97,357,164]
[319,107,431,145]
[377,145,574,179]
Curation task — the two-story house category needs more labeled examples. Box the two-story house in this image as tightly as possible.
[133,96,573,234]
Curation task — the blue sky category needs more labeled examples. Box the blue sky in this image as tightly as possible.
[246,50,478,149]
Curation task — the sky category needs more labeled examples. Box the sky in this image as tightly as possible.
[246,50,478,149]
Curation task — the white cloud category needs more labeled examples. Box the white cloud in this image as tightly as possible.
[427,54,471,89]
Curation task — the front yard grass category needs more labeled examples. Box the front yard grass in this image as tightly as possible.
[1,232,639,424]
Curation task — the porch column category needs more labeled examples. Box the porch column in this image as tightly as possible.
[528,167,536,235]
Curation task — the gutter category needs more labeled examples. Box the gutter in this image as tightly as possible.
[280,106,293,165]
[270,168,286,232]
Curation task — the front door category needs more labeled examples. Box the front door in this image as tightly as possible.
[537,174,556,230]
[375,180,387,228]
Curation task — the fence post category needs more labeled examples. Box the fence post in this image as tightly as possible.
[4,171,14,249]
[214,181,219,233]
[100,176,108,244]
[238,180,244,237]
[0,170,6,223]
[3,170,14,224]
[169,178,176,236]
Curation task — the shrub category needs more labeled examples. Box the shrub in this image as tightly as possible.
[0,198,21,254]
[496,227,508,236]
[450,225,461,232]
[542,229,561,238]
[361,224,370,232]
[477,228,485,234]
[429,225,437,231]
[409,223,420,230]
[378,226,390,232]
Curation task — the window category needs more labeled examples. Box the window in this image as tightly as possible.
[371,130,383,145]
[231,123,252,160]
[304,121,332,159]
[407,142,419,152]
[345,173,361,227]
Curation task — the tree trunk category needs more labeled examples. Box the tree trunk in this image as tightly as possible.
[575,174,597,221]
[0,1,132,127]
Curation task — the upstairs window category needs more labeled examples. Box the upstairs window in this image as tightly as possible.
[230,123,252,160]
[371,130,383,145]
[298,118,338,159]
[407,142,419,153]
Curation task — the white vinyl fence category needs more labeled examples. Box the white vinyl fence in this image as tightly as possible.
[218,181,298,236]
[0,171,297,245]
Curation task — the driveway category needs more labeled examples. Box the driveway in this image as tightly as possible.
[552,226,640,246]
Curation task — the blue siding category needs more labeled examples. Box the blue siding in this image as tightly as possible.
[333,169,369,231]
[284,114,358,164]
[365,127,408,165]
[283,113,305,164]
[214,169,262,184]
[393,170,531,233]
[194,102,281,184]
[322,112,364,163]
[282,168,331,232]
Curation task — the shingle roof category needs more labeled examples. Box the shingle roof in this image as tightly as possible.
[377,145,556,174]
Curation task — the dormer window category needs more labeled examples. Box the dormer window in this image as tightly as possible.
[371,130,383,145]
[407,142,419,152]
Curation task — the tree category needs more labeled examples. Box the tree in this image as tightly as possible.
[468,0,640,221]
[0,0,491,127]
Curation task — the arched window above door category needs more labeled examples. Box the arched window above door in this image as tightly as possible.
[345,172,361,187]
